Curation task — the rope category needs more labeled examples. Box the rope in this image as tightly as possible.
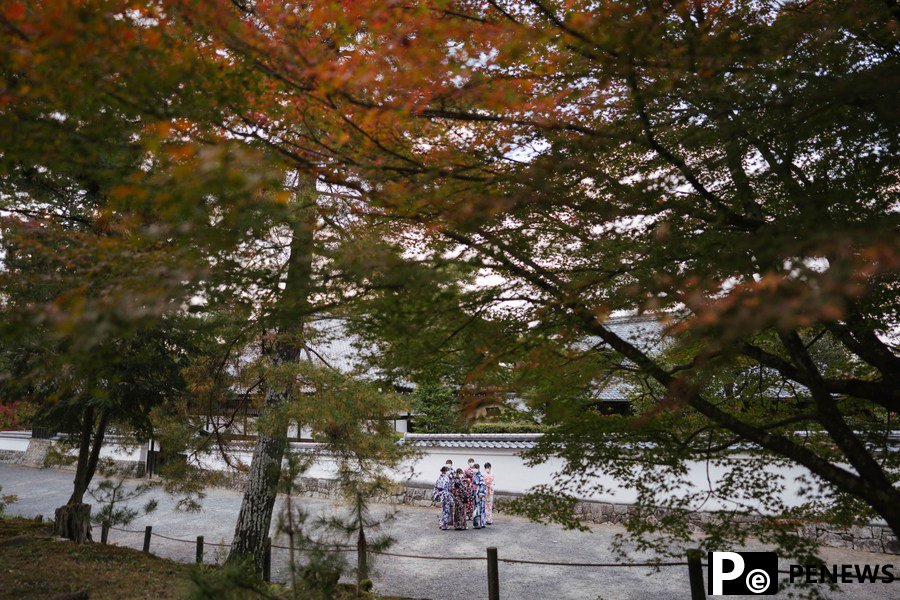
[498,558,689,567]
[95,522,707,568]
[152,531,202,544]
[372,550,485,561]
[271,542,354,552]
[105,525,146,534]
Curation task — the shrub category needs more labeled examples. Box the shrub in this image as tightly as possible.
[469,421,548,434]
[0,485,17,516]
[0,401,38,430]
[89,462,158,527]
[410,384,461,433]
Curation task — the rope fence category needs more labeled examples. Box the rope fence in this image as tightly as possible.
[95,521,811,599]
[99,522,688,567]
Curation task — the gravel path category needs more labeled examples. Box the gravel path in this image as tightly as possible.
[1,464,896,599]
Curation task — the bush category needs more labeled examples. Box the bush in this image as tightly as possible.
[0,485,17,516]
[469,421,548,434]
[187,560,271,600]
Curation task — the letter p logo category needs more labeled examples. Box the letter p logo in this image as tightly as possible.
[708,551,777,595]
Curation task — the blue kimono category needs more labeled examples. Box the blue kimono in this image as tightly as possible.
[471,470,487,529]
[432,472,452,530]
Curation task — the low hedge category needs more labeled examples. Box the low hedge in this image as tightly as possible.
[469,421,547,434]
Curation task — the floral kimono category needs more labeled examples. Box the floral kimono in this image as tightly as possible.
[463,467,476,520]
[432,472,452,530]
[471,470,487,529]
[449,473,469,529]
[483,470,495,525]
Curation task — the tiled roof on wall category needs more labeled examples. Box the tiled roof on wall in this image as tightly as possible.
[404,433,541,450]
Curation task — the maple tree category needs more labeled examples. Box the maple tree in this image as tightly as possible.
[2,0,897,578]
[0,0,280,541]
[181,0,900,559]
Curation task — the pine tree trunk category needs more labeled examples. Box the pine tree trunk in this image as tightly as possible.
[53,503,92,543]
[226,179,316,573]
[226,389,289,572]
[357,522,368,594]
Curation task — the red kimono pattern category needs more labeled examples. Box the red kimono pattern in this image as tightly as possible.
[449,473,469,530]
[463,467,476,520]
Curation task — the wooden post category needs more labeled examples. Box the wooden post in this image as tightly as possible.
[263,537,272,583]
[147,438,154,480]
[142,526,152,553]
[101,521,109,545]
[196,535,204,564]
[487,546,499,600]
[687,548,706,600]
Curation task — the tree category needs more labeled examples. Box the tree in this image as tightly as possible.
[283,363,414,595]
[182,0,900,560]
[225,177,318,572]
[0,0,280,541]
[409,383,463,433]
[89,462,159,530]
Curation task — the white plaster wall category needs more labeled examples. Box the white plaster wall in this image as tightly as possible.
[285,445,828,515]
[60,440,143,463]
[2,431,832,516]
[398,447,547,495]
[393,448,828,515]
[97,443,143,462]
[0,433,30,452]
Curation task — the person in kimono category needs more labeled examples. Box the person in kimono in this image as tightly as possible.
[449,468,469,530]
[483,462,495,526]
[432,467,453,530]
[471,464,487,529]
[463,458,476,520]
[444,459,454,473]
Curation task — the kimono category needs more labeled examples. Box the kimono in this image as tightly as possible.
[483,471,495,525]
[463,467,476,520]
[449,473,469,530]
[432,472,452,530]
[471,470,487,529]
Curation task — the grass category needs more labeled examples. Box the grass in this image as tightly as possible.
[0,517,192,599]
[0,517,418,600]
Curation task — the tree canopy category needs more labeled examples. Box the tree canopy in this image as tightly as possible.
[1,0,897,565]
[177,0,900,552]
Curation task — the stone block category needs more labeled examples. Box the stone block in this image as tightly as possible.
[853,538,885,553]
[817,532,853,549]
[799,523,817,539]
[881,534,900,555]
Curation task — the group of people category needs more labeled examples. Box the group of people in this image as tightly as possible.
[432,457,495,530]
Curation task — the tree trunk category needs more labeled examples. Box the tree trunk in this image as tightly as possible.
[83,408,109,489]
[357,521,368,594]
[227,178,316,573]
[226,389,289,572]
[53,503,92,543]
[68,405,95,505]
[53,406,109,543]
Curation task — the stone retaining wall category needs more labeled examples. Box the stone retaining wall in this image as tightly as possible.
[0,449,22,464]
[0,439,144,476]
[292,477,899,555]
[0,439,50,467]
